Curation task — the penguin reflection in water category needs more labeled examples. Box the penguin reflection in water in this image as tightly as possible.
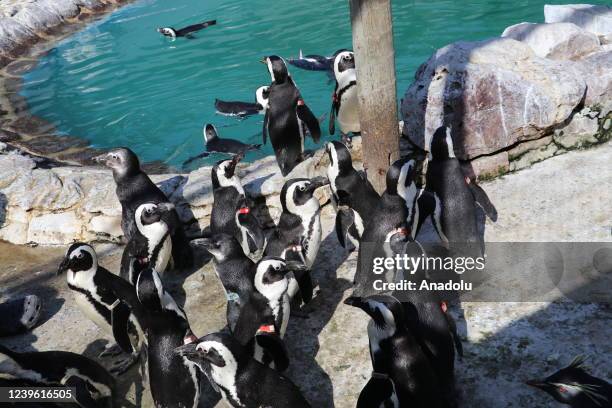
[261,55,321,176]
[58,243,140,374]
[176,332,311,408]
[0,344,115,407]
[526,356,612,408]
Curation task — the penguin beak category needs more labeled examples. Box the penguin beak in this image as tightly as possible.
[284,261,308,273]
[260,57,268,65]
[227,153,243,175]
[156,202,175,213]
[192,237,214,250]
[156,28,163,33]
[343,295,364,308]
[92,153,109,165]
[525,379,546,389]
[175,342,200,360]
[57,257,70,276]
[308,176,330,192]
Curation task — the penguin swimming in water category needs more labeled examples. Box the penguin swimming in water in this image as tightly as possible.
[329,51,359,145]
[288,49,348,83]
[157,19,216,39]
[93,147,193,270]
[265,177,329,306]
[120,202,174,286]
[183,124,262,167]
[325,141,379,249]
[526,356,612,408]
[344,294,450,408]
[176,332,311,408]
[193,233,256,332]
[0,295,41,337]
[108,266,201,408]
[215,86,270,118]
[210,155,266,261]
[0,344,115,407]
[261,55,321,176]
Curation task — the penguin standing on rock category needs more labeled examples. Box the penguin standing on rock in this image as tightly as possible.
[261,55,321,176]
[108,266,201,408]
[176,332,311,408]
[329,51,359,145]
[183,124,262,167]
[193,234,256,331]
[345,294,449,408]
[58,242,139,374]
[120,202,174,286]
[265,177,329,306]
[0,344,115,407]
[93,148,193,270]
[157,20,216,39]
[325,141,379,249]
[526,356,612,407]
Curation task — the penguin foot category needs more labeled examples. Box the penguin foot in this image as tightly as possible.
[99,343,124,358]
[109,354,138,375]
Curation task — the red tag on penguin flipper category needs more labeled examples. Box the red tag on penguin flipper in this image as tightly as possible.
[257,324,276,335]
[440,301,448,313]
[238,207,250,215]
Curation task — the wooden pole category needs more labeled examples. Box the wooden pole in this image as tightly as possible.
[349,0,400,194]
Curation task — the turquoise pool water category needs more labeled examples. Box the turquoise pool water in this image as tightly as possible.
[20,0,607,167]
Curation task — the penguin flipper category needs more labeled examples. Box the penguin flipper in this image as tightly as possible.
[467,182,498,221]
[262,110,269,145]
[255,332,290,372]
[356,374,395,408]
[335,209,355,249]
[64,375,102,408]
[111,301,134,354]
[296,102,321,143]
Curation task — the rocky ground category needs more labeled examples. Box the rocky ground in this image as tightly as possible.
[1,141,610,407]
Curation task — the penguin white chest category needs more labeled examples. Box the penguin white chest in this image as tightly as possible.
[73,292,110,333]
[337,85,360,134]
[153,236,172,273]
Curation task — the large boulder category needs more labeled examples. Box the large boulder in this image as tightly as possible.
[571,49,612,115]
[502,22,600,60]
[544,4,612,36]
[401,38,586,159]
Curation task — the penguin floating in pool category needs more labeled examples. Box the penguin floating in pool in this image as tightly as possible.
[183,124,262,167]
[157,19,216,39]
[215,86,270,118]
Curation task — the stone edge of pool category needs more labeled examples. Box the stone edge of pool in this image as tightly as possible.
[0,2,611,245]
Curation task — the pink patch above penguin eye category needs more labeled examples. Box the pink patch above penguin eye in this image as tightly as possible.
[440,301,448,313]
[297,99,305,106]
[558,386,567,393]
[183,334,198,345]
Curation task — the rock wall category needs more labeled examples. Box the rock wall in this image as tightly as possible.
[401,4,612,179]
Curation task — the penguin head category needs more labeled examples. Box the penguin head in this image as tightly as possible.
[344,294,405,336]
[58,242,97,276]
[385,158,417,197]
[334,51,355,77]
[429,126,456,160]
[525,356,607,406]
[176,332,244,375]
[261,55,289,83]
[93,148,140,180]
[326,141,353,176]
[194,233,242,262]
[203,124,219,144]
[255,86,270,111]
[211,154,243,190]
[135,202,173,244]
[157,27,176,38]
[254,257,294,301]
[280,177,329,216]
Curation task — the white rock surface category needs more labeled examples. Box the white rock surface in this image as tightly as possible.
[545,4,612,36]
[502,22,600,60]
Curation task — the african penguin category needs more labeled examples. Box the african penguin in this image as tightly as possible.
[214,86,270,118]
[0,295,41,337]
[526,356,612,408]
[0,344,115,407]
[93,147,193,270]
[329,51,359,145]
[264,177,329,305]
[193,234,256,332]
[120,202,174,286]
[345,294,450,408]
[356,372,399,408]
[107,266,201,408]
[261,55,321,176]
[325,141,379,249]
[183,124,263,167]
[176,332,311,408]
[157,19,216,39]
[58,242,139,374]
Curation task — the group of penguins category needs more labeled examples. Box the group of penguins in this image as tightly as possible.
[1,31,611,408]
